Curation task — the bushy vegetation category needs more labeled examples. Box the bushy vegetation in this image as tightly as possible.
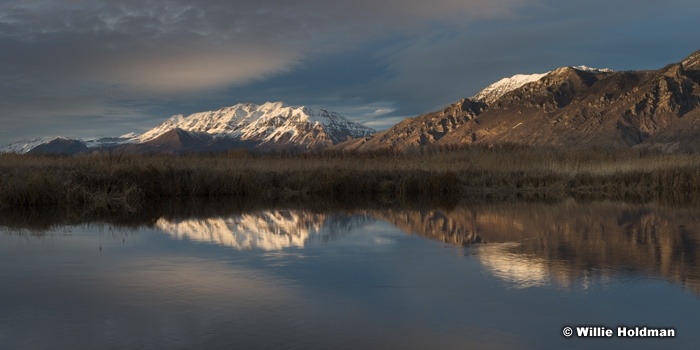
[2,145,700,212]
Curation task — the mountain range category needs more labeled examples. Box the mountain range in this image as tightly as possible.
[4,49,700,154]
[1,102,376,154]
[339,49,700,152]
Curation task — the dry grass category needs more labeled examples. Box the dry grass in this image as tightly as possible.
[2,146,700,212]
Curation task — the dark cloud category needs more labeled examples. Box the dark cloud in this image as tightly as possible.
[0,0,530,90]
[0,0,536,141]
[1,0,699,142]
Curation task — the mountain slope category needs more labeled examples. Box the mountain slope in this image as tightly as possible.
[439,66,622,147]
[335,99,487,151]
[341,50,700,151]
[440,62,699,149]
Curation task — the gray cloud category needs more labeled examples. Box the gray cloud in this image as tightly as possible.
[0,0,531,90]
[0,0,537,142]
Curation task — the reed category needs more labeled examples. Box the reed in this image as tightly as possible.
[2,146,700,212]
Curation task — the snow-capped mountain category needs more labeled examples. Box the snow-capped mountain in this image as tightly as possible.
[338,49,699,152]
[471,66,614,105]
[138,102,376,149]
[471,72,549,104]
[0,102,376,154]
[0,134,137,154]
[0,137,62,154]
[83,133,138,149]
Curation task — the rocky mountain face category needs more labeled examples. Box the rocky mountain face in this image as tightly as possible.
[340,49,700,152]
[337,99,487,151]
[1,102,376,154]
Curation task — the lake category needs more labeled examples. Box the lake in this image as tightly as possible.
[1,200,699,349]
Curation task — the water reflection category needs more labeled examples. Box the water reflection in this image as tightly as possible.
[478,243,551,288]
[156,211,373,250]
[6,200,696,294]
[370,202,700,293]
[3,200,700,349]
[157,211,324,250]
[133,202,700,293]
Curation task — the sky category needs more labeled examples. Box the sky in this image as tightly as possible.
[1,0,700,144]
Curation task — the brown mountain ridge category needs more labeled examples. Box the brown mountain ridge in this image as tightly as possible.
[338,49,700,152]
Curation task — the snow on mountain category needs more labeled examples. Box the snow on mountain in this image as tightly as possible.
[682,49,700,70]
[0,137,63,154]
[82,135,138,149]
[472,66,615,105]
[570,65,615,74]
[137,101,376,148]
[472,72,549,104]
[1,134,137,154]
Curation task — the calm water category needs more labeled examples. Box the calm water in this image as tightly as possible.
[2,201,700,349]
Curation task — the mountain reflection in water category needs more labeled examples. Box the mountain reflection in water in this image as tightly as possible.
[146,202,700,293]
[157,211,324,250]
[3,200,700,294]
[379,202,700,293]
[156,210,373,250]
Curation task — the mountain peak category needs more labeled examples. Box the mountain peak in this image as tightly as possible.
[472,71,549,104]
[259,101,290,111]
[570,65,615,74]
[472,65,616,105]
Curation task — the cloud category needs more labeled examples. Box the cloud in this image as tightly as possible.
[0,0,531,92]
[0,0,539,142]
[0,2,301,93]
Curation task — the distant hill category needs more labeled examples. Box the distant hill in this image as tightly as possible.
[27,138,90,155]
